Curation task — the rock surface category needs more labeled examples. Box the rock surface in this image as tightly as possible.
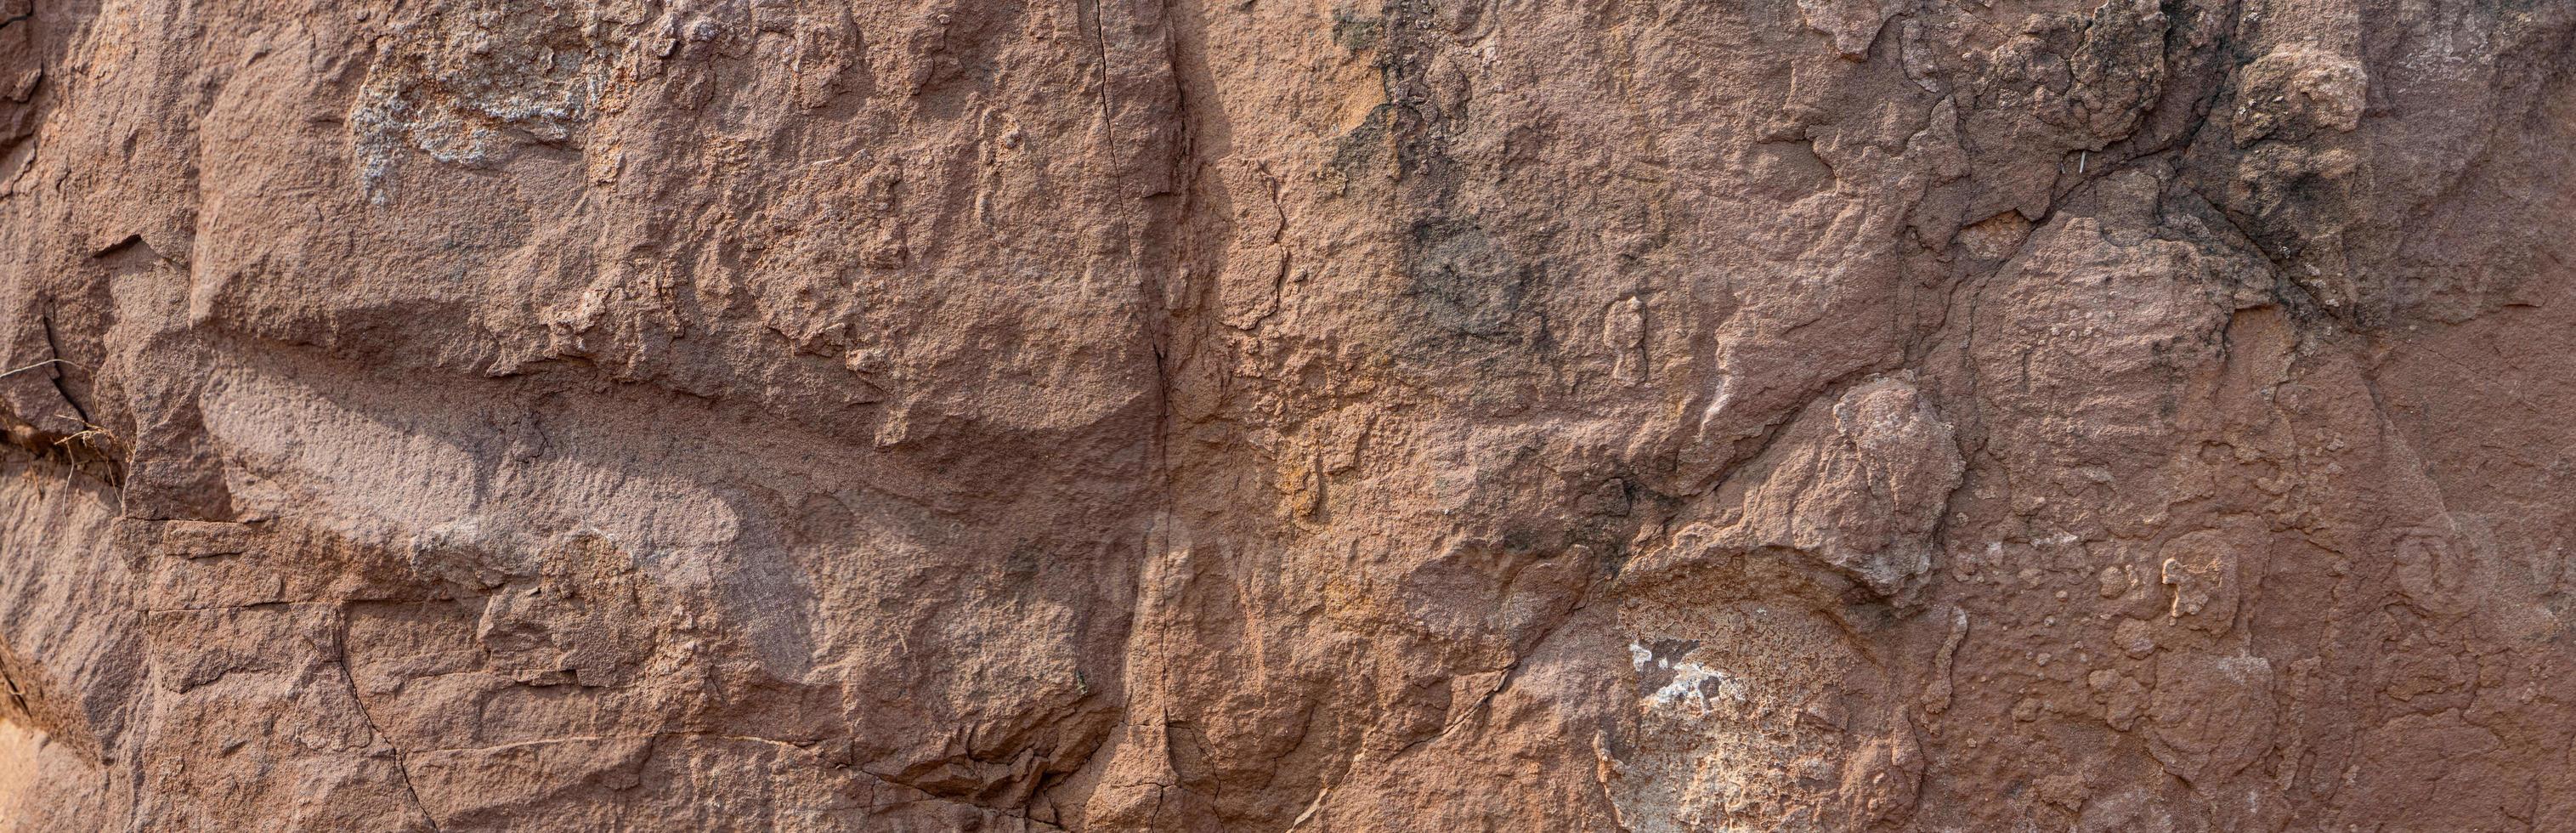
[5,0,2576,830]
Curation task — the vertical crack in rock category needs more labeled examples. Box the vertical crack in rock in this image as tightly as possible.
[333,609,443,833]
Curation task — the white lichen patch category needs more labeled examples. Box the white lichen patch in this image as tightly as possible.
[1631,640,1752,715]
[348,0,640,201]
[1615,593,1916,833]
[1648,660,1751,715]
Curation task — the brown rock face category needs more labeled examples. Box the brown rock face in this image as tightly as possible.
[6,0,2576,829]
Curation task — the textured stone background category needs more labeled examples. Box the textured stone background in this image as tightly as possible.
[4,0,2575,830]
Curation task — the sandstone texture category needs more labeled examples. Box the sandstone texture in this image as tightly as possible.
[5,0,2576,830]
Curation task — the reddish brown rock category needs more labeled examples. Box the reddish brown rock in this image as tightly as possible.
[5,0,2576,830]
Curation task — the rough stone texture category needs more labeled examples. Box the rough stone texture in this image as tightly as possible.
[4,0,2576,830]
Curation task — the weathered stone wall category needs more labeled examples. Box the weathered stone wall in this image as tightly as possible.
[3,0,2574,829]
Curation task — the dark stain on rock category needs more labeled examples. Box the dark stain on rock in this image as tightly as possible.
[1404,220,1531,339]
[1331,9,1382,52]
